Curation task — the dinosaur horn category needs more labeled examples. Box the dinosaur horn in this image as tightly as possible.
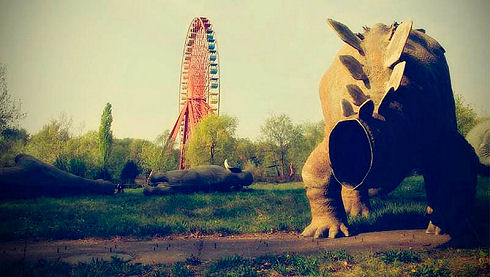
[339,55,368,82]
[224,159,230,170]
[384,19,413,67]
[385,61,406,92]
[376,61,407,114]
[341,99,355,117]
[327,19,364,55]
[346,84,369,106]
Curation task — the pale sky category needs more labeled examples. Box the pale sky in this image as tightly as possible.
[1,0,489,140]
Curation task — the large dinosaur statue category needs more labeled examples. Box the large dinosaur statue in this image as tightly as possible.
[0,154,115,198]
[301,19,480,240]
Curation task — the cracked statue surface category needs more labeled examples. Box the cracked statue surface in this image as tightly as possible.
[301,18,485,241]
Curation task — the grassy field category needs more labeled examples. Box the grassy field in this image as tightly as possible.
[0,176,488,241]
[1,248,488,276]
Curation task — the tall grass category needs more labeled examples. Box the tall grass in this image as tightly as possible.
[0,176,488,241]
[1,248,487,277]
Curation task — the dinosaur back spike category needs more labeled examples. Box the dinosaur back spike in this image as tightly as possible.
[346,84,369,106]
[385,61,406,92]
[341,99,355,117]
[384,19,413,68]
[327,19,365,55]
[339,55,368,82]
[359,99,374,120]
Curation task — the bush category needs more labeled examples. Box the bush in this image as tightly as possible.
[53,154,88,178]
[120,160,139,184]
[68,157,87,178]
[244,161,267,182]
[95,167,112,181]
[53,155,69,172]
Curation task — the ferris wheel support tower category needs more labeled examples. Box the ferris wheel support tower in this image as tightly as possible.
[168,17,220,169]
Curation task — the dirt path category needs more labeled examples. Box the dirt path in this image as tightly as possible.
[0,229,450,264]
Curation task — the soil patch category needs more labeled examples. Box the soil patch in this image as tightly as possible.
[0,229,450,264]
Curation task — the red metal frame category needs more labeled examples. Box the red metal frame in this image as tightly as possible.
[168,17,220,169]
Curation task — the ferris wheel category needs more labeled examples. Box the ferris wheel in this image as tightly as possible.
[168,17,220,169]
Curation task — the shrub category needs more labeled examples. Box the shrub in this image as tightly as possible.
[53,154,88,178]
[68,157,87,177]
[53,155,69,172]
[244,161,267,182]
[95,167,112,181]
[120,160,139,184]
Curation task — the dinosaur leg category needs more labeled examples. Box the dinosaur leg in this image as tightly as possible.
[342,186,370,218]
[301,140,349,239]
[423,132,477,239]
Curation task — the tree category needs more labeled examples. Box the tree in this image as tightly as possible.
[455,94,481,136]
[25,115,72,164]
[186,114,238,167]
[0,128,28,166]
[131,131,179,174]
[0,64,25,133]
[0,64,27,166]
[288,120,325,175]
[98,103,113,168]
[260,114,303,178]
[64,130,99,178]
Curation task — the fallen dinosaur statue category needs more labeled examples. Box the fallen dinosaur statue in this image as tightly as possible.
[143,160,253,195]
[301,18,482,240]
[0,154,115,198]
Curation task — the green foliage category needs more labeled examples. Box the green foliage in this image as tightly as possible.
[1,248,487,277]
[260,114,303,178]
[0,64,25,133]
[94,167,112,181]
[455,94,481,136]
[120,160,140,184]
[207,253,319,276]
[411,264,451,277]
[172,262,195,276]
[185,255,201,266]
[25,115,72,164]
[98,103,113,168]
[64,130,100,179]
[0,127,28,166]
[376,250,422,264]
[259,115,323,180]
[186,114,238,167]
[318,250,354,263]
[53,154,88,177]
[2,175,488,245]
[206,255,256,277]
[0,181,310,240]
[129,131,178,174]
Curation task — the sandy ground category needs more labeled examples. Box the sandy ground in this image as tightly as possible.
[0,229,450,264]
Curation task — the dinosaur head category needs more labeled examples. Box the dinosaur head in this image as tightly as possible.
[325,19,416,189]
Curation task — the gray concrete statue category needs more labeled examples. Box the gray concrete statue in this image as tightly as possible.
[0,154,115,198]
[143,160,253,195]
[301,18,482,240]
